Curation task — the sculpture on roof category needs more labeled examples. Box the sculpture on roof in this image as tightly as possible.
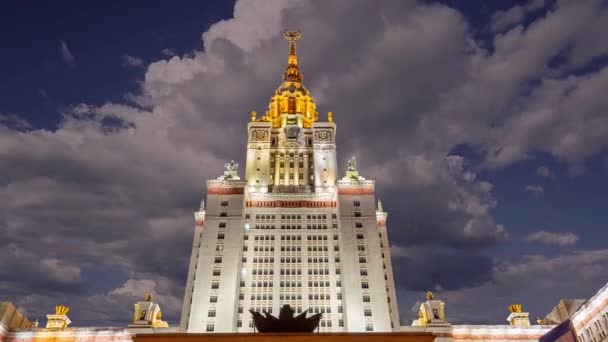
[249,304,322,333]
[225,160,238,172]
[346,156,358,172]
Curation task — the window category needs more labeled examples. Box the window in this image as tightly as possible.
[359,257,366,263]
[339,319,344,327]
[214,257,222,263]
[219,222,226,228]
[360,269,368,276]
[211,282,219,289]
[206,324,215,332]
[210,296,218,303]
[337,293,342,300]
[237,320,242,328]
[356,234,364,239]
[217,233,225,240]
[365,324,373,332]
[363,295,371,302]
[220,212,227,217]
[221,201,229,207]
[354,211,361,217]
[364,309,372,316]
[208,310,216,317]
[361,282,369,289]
[332,214,337,219]
[355,222,363,228]
[213,269,221,276]
[354,201,360,207]
[358,245,365,251]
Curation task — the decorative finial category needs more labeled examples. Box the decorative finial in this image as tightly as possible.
[328,111,333,123]
[251,111,257,122]
[199,199,205,211]
[145,291,153,302]
[426,291,434,300]
[377,199,383,212]
[33,319,39,328]
[284,30,302,42]
[508,304,522,313]
[55,305,70,315]
[283,30,303,83]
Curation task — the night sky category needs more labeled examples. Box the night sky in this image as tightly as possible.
[1,0,607,327]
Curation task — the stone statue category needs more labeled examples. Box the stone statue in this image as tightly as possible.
[224,160,238,172]
[346,156,358,172]
[249,304,322,333]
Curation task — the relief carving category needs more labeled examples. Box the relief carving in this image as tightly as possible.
[314,130,333,142]
[250,129,269,142]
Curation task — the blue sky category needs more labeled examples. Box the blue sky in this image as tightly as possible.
[1,0,607,327]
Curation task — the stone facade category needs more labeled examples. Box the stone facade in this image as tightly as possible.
[180,33,399,333]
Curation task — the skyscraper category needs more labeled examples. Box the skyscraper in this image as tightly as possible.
[180,31,399,333]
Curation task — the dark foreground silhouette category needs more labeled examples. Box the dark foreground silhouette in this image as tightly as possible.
[249,305,322,332]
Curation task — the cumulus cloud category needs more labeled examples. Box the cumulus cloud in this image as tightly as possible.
[161,48,176,57]
[491,0,548,32]
[1,0,606,326]
[537,165,555,178]
[59,40,75,66]
[525,230,579,246]
[525,184,544,196]
[0,113,31,130]
[407,249,608,324]
[122,54,145,68]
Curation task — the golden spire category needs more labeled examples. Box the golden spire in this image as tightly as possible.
[283,30,303,83]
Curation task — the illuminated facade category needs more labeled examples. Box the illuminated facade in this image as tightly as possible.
[179,31,399,333]
[1,28,607,342]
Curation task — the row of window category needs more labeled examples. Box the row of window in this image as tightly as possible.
[249,213,337,221]
[252,269,274,275]
[248,257,276,263]
[579,312,608,342]
[249,224,336,230]
[308,293,332,300]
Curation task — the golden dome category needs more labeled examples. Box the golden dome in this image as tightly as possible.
[258,30,318,128]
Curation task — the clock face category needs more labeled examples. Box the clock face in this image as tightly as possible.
[285,124,300,139]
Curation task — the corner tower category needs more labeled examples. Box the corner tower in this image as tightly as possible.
[181,31,399,333]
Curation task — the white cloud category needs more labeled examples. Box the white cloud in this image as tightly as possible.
[122,54,145,68]
[525,184,544,196]
[0,113,31,130]
[161,48,176,57]
[525,230,579,246]
[2,0,607,326]
[491,0,548,32]
[537,165,555,178]
[59,40,75,66]
[412,249,608,324]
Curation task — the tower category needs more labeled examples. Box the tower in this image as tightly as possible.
[181,31,399,333]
